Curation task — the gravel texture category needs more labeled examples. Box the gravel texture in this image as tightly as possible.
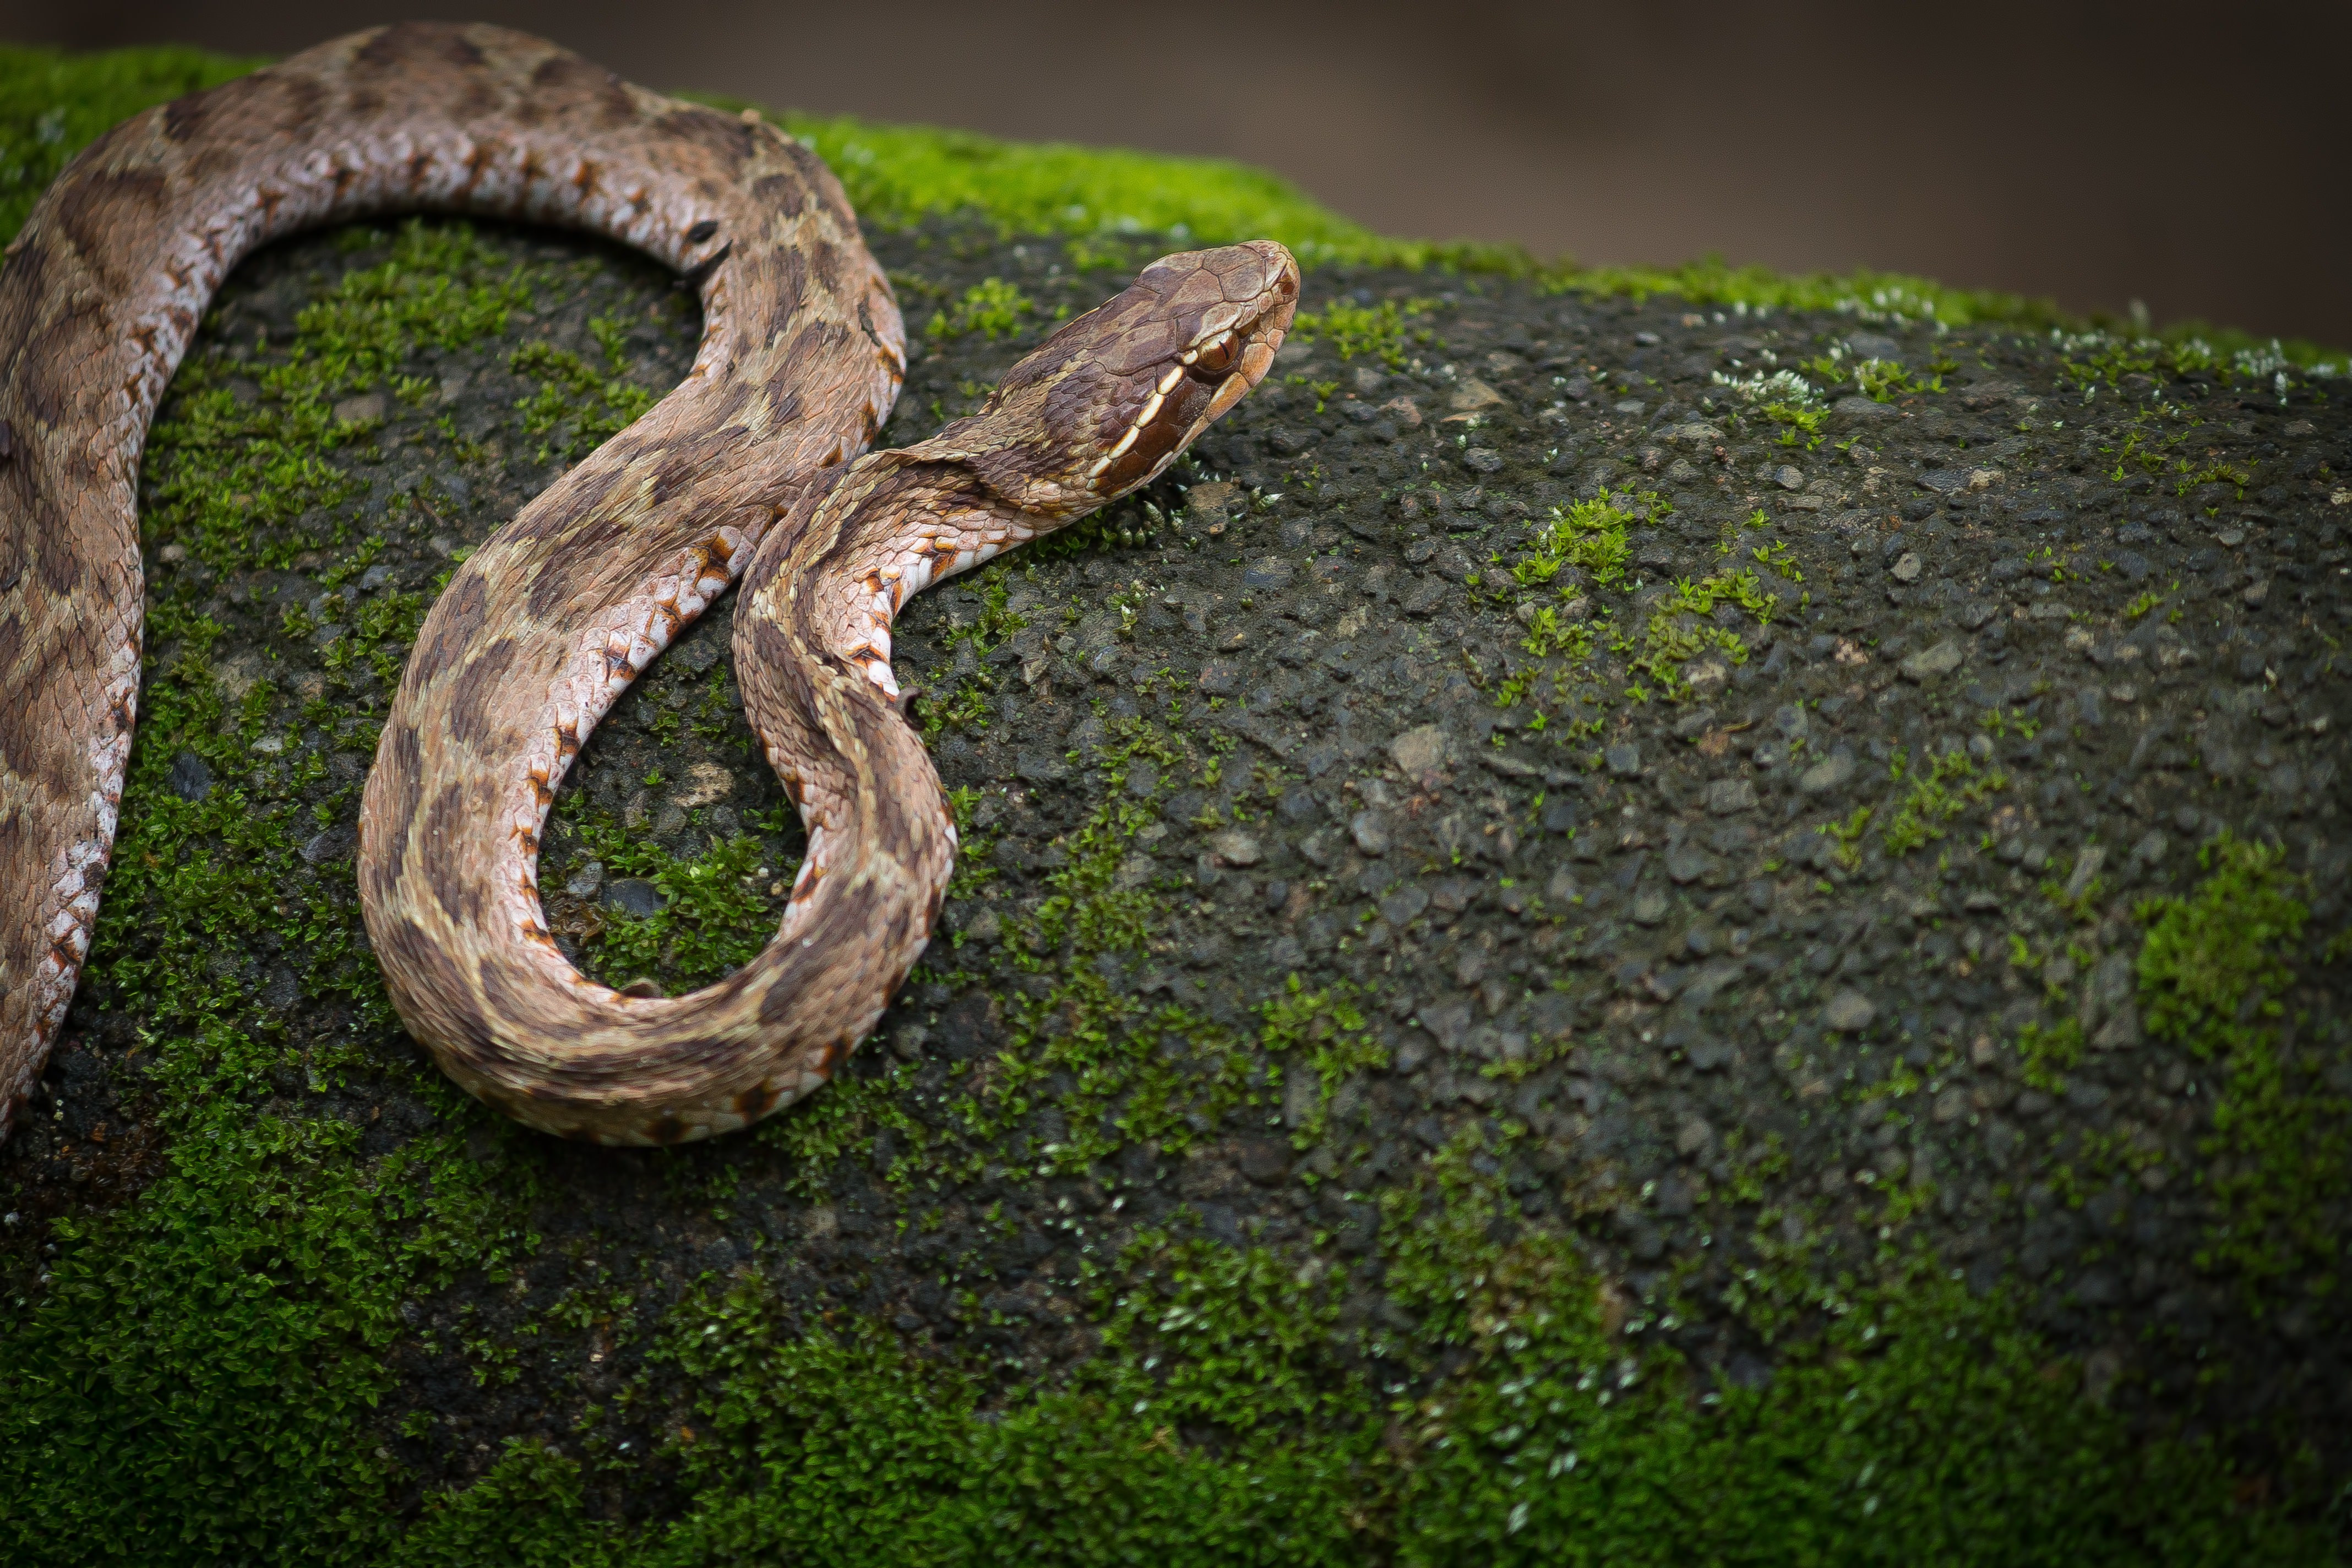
[3,213,2349,1523]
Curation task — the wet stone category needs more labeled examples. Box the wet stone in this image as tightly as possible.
[1798,750,1856,793]
[1823,990,1878,1033]
[603,878,666,918]
[25,209,2345,1523]
[1664,843,1716,885]
[166,751,214,802]
[1389,724,1451,775]
[1209,830,1262,867]
[1899,639,1966,681]
[299,824,358,865]
[1706,778,1758,816]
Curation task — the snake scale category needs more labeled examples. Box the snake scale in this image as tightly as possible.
[0,23,1297,1145]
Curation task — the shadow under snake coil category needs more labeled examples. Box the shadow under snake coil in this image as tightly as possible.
[0,23,1297,1145]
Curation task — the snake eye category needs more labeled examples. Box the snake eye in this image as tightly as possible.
[1190,331,1238,375]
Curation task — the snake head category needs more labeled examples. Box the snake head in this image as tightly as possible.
[938,239,1299,514]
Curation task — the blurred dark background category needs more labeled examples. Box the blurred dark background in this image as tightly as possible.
[6,1,2345,345]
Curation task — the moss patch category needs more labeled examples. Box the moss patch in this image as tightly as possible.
[2137,835,2342,1300]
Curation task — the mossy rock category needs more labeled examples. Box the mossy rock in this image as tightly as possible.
[2,45,2350,1566]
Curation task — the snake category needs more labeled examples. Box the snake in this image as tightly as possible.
[0,22,1297,1145]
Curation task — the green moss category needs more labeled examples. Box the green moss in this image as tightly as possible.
[1511,489,1643,591]
[511,318,658,464]
[367,1150,2323,1567]
[1824,805,1874,872]
[2136,834,2343,1299]
[1631,569,1773,698]
[937,717,1273,1175]
[0,43,262,243]
[1710,368,1830,451]
[923,276,1036,341]
[1288,297,1431,366]
[1257,977,1386,1147]
[554,810,781,993]
[140,220,532,575]
[1881,747,2008,856]
[1852,356,1943,402]
[1,607,537,1564]
[2016,1018,2086,1094]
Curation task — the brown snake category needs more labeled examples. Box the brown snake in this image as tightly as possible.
[0,23,1297,1145]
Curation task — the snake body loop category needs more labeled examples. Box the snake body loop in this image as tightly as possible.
[0,23,1295,1144]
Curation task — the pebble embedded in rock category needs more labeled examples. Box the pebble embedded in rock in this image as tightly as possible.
[1236,1139,1291,1185]
[1823,990,1877,1032]
[1243,556,1294,590]
[331,390,386,424]
[299,824,357,865]
[1605,743,1643,777]
[1899,639,1966,681]
[1798,750,1856,793]
[1379,885,1429,926]
[1674,1115,1716,1157]
[1209,830,1262,867]
[1706,778,1758,815]
[2062,845,2106,902]
[603,878,666,918]
[1665,842,1714,884]
[1449,379,1506,413]
[1418,998,1473,1052]
[1388,724,1450,775]
[166,750,214,802]
[1349,812,1390,856]
[1891,551,1923,583]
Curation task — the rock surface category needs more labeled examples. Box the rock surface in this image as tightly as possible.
[3,213,2349,1528]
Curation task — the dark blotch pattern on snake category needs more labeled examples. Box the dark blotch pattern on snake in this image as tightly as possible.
[0,22,1297,1144]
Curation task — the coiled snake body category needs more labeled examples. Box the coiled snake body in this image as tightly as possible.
[0,23,1296,1144]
